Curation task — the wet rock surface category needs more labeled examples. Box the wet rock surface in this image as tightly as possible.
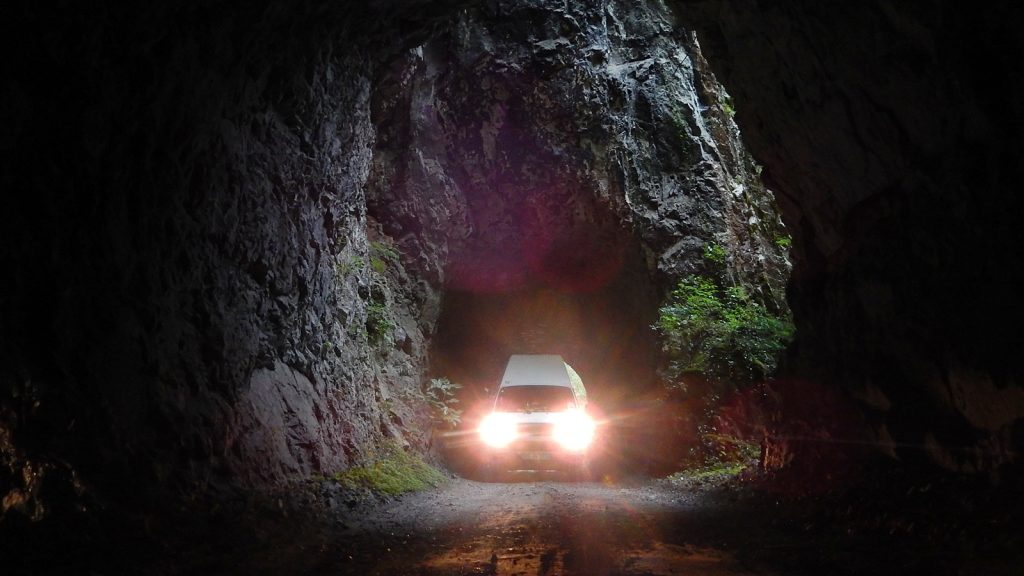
[0,1,439,513]
[369,0,789,300]
[673,0,1024,473]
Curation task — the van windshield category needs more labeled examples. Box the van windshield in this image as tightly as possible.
[496,386,575,413]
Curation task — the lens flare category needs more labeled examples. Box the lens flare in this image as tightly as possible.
[553,410,596,452]
[479,413,518,448]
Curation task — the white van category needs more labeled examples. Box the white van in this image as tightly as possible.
[478,355,595,480]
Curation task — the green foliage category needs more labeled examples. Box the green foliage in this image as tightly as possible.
[702,431,761,463]
[774,234,792,249]
[333,441,446,495]
[370,240,401,262]
[702,243,727,265]
[335,256,364,279]
[668,433,760,483]
[423,378,462,427]
[721,95,736,118]
[369,241,401,274]
[656,274,794,385]
[334,241,400,280]
[668,460,747,484]
[365,301,394,344]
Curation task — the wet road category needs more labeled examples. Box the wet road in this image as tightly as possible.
[332,478,764,576]
[160,471,1020,576]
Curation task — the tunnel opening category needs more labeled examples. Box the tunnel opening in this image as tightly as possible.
[428,228,668,477]
[5,0,1024,573]
[364,0,794,480]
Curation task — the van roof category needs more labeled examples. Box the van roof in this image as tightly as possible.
[500,354,571,388]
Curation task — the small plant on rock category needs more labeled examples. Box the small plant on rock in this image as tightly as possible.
[423,377,462,428]
[702,242,728,265]
[667,432,760,485]
[333,440,445,495]
[365,301,394,344]
[721,95,736,118]
[369,240,401,274]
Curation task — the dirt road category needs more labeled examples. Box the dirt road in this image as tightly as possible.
[328,477,764,576]
[131,467,1023,576]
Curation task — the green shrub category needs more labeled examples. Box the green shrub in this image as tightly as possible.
[774,234,792,249]
[668,433,760,483]
[365,302,394,344]
[335,242,400,281]
[423,378,462,427]
[721,95,736,118]
[656,274,794,386]
[334,256,364,280]
[369,241,401,274]
[333,441,446,495]
[702,242,727,265]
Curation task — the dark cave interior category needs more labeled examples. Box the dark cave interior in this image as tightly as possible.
[2,0,1024,573]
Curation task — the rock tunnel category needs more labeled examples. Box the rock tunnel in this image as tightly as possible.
[2,0,1023,572]
[365,1,790,475]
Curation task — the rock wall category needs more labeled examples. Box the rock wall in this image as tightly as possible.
[365,0,792,472]
[0,2,446,520]
[369,0,789,302]
[364,1,793,456]
[0,0,790,527]
[674,0,1024,474]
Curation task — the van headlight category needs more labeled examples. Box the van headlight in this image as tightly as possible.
[479,413,518,448]
[553,410,595,451]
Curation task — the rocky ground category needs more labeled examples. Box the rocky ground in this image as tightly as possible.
[75,464,1014,576]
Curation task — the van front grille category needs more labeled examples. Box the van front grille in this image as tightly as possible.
[514,422,556,449]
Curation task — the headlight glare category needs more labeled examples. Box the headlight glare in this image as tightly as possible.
[553,410,595,451]
[479,413,517,448]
